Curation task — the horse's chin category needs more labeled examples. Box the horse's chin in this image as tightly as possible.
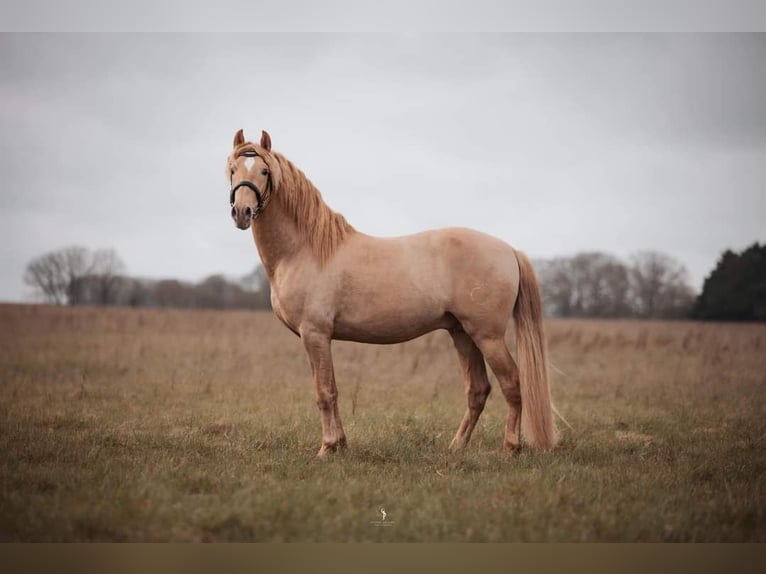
[234,220,252,231]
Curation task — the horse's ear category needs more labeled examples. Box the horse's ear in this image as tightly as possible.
[260,130,272,151]
[233,129,244,149]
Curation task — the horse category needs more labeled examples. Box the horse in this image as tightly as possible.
[226,129,558,457]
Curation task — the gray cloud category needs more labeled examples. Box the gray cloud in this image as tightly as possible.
[1,33,764,301]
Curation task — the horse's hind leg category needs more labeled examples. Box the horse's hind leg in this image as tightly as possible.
[448,327,491,450]
[300,328,347,457]
[473,337,522,452]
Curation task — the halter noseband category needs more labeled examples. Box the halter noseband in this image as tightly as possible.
[229,150,269,219]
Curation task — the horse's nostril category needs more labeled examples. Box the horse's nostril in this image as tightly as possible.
[231,206,237,218]
[244,206,253,218]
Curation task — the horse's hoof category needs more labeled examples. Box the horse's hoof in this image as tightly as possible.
[448,437,467,451]
[317,438,347,457]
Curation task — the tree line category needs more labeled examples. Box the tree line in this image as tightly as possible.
[23,243,765,320]
[23,246,271,310]
[534,244,765,321]
[534,251,696,319]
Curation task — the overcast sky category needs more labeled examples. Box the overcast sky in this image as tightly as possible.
[1,33,764,302]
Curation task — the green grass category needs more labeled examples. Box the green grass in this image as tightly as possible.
[0,304,764,541]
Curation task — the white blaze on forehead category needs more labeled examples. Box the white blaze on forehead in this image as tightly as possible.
[244,157,255,171]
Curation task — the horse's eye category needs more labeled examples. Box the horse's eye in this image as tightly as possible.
[261,168,269,176]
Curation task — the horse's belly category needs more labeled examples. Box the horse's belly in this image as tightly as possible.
[332,301,455,344]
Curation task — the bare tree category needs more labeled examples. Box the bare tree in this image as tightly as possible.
[537,253,631,318]
[592,258,632,317]
[89,248,126,305]
[24,246,129,306]
[154,279,193,308]
[24,246,95,305]
[195,274,231,308]
[24,252,66,304]
[124,278,153,307]
[629,251,695,318]
[536,257,575,317]
[61,247,93,305]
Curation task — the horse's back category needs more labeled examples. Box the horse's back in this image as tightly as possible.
[429,227,517,266]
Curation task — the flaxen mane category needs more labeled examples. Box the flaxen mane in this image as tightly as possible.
[272,152,356,264]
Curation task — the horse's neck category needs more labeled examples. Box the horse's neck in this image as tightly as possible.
[251,199,306,280]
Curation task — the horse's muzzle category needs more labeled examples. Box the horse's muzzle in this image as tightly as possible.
[231,205,253,230]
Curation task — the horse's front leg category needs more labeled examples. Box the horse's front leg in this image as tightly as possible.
[300,328,347,457]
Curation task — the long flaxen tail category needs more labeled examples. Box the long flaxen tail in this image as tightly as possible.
[512,250,559,450]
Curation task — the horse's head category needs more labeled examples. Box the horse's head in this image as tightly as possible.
[226,129,281,230]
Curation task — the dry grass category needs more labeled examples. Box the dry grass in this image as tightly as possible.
[0,304,764,541]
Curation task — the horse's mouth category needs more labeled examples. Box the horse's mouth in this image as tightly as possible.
[234,220,252,231]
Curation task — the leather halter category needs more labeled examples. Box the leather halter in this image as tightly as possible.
[229,150,269,219]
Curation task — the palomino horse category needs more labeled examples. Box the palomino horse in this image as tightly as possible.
[226,129,558,456]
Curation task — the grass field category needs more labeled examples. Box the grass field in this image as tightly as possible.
[0,303,764,541]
